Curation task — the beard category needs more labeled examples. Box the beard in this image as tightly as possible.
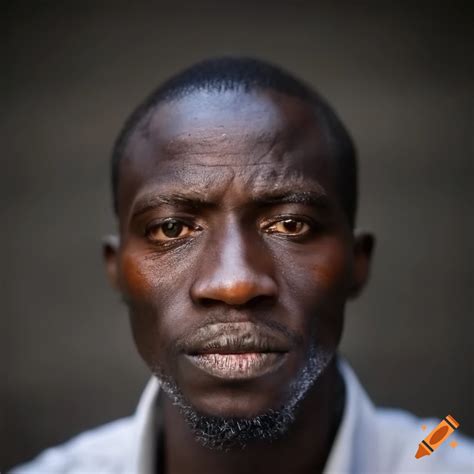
[151,343,334,451]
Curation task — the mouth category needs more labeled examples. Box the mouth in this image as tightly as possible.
[181,322,291,380]
[184,352,288,380]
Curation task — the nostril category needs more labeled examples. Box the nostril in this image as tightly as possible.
[200,298,217,308]
[246,294,274,309]
[198,294,274,310]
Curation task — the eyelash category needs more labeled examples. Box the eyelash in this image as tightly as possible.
[144,215,318,247]
[261,215,317,239]
[144,218,199,248]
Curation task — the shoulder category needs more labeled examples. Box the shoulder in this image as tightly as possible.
[374,407,474,473]
[336,360,473,473]
[10,417,135,474]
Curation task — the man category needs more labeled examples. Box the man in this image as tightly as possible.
[13,57,473,473]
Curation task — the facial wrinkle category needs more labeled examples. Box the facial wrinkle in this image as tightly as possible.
[161,129,280,156]
[245,165,316,196]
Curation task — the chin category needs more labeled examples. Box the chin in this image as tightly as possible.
[154,349,333,450]
[189,386,287,419]
[171,386,300,450]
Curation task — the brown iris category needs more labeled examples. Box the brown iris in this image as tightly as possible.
[269,219,309,235]
[147,219,192,242]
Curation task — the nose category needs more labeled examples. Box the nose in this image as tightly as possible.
[190,218,278,307]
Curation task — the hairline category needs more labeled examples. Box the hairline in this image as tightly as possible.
[112,84,357,227]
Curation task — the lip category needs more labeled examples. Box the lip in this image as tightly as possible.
[184,352,288,380]
[181,322,291,356]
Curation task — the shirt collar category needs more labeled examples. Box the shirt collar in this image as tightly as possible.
[127,357,378,474]
[323,358,380,473]
[127,376,161,474]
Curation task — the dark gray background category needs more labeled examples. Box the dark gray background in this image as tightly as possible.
[3,1,473,470]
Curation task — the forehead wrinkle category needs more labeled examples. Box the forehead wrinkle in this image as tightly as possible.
[128,93,326,175]
[153,133,314,174]
[170,157,316,190]
[249,168,326,196]
[160,129,280,156]
[128,153,326,207]
[155,135,284,172]
[166,161,276,168]
[120,98,332,220]
[132,171,326,211]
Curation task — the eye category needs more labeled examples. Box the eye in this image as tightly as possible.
[146,219,195,242]
[266,218,311,236]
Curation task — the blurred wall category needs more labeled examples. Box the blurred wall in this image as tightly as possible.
[3,1,473,470]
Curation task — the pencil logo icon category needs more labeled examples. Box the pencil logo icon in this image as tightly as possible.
[415,414,460,459]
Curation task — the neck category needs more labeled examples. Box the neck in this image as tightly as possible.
[160,357,345,474]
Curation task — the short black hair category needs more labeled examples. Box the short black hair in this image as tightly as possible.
[111,56,358,226]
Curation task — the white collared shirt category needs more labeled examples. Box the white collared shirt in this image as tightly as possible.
[11,359,474,473]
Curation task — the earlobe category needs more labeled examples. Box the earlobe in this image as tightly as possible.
[102,234,120,290]
[348,231,375,299]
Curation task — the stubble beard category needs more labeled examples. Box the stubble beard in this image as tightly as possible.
[151,343,334,451]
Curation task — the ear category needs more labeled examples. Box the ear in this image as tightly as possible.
[102,234,120,290]
[348,231,375,299]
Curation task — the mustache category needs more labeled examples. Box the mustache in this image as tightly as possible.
[177,320,302,355]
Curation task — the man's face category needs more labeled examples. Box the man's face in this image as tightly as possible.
[106,89,371,422]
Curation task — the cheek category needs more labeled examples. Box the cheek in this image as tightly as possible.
[118,251,182,368]
[119,252,167,367]
[119,251,155,298]
[309,238,352,294]
[308,239,352,346]
[279,238,351,347]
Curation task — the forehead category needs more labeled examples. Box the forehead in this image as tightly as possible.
[118,89,334,220]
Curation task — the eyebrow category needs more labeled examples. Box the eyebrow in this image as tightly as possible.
[131,189,329,219]
[131,193,215,219]
[250,190,328,207]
